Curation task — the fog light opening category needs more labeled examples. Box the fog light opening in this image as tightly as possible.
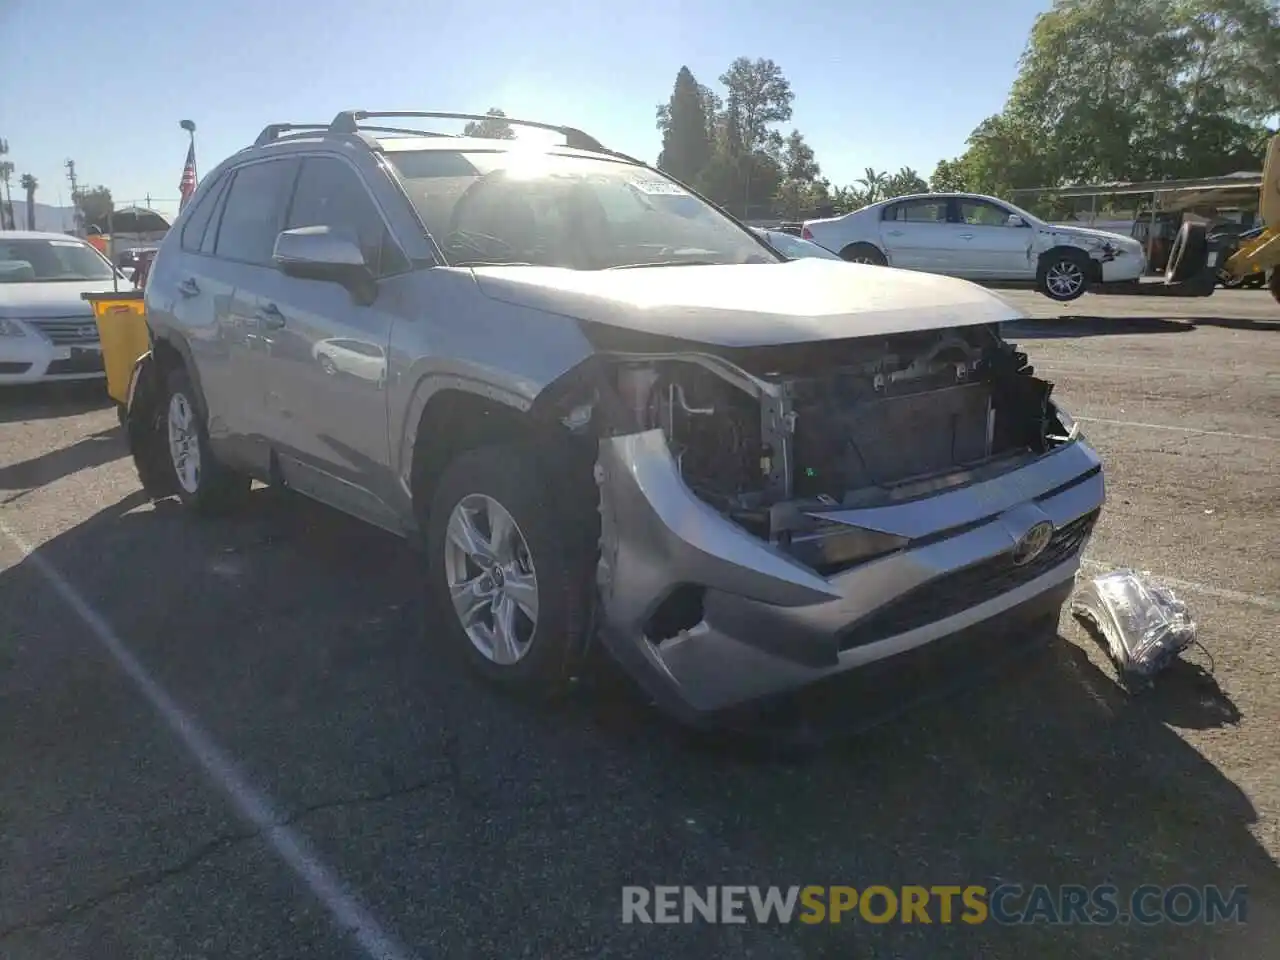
[644,584,707,642]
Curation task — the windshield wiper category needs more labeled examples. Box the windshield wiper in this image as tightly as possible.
[607,259,723,269]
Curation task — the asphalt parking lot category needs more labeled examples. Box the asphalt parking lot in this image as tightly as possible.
[1,287,1277,959]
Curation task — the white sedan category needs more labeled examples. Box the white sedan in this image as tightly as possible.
[801,193,1147,301]
[0,231,130,385]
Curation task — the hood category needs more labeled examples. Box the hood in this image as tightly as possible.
[0,278,128,318]
[1042,223,1137,247]
[471,260,1024,347]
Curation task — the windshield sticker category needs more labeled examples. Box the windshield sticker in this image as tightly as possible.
[630,180,690,197]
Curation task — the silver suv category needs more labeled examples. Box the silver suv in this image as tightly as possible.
[126,110,1105,725]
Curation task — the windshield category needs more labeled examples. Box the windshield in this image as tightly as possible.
[387,149,781,270]
[760,230,842,260]
[0,237,117,283]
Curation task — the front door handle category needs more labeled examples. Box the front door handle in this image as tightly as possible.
[957,233,975,240]
[255,303,286,330]
[178,277,200,298]
[886,229,904,237]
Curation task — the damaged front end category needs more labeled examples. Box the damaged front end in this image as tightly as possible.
[121,351,179,500]
[540,321,1105,720]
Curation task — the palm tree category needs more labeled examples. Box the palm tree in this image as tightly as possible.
[0,161,13,230]
[857,167,888,204]
[19,173,36,230]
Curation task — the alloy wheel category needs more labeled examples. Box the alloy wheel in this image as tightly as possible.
[167,392,201,494]
[443,494,539,665]
[1046,260,1085,298]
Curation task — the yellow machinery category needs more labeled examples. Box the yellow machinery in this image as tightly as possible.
[82,289,149,421]
[1221,133,1280,305]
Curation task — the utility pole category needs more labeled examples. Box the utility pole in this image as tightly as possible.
[64,158,81,234]
[0,138,12,229]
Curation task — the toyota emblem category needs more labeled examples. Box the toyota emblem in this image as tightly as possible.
[1012,520,1054,566]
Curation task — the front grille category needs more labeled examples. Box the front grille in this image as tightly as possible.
[30,316,100,346]
[836,510,1098,651]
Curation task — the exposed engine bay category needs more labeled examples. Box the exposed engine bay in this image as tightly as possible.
[553,323,1074,546]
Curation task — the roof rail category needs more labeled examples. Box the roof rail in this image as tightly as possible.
[253,123,335,147]
[328,111,611,153]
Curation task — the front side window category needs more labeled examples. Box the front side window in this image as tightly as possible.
[286,157,408,276]
[957,199,1014,227]
[387,149,779,270]
[0,238,116,283]
[214,160,297,265]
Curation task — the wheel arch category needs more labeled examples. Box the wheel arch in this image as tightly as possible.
[838,240,887,264]
[1038,244,1101,283]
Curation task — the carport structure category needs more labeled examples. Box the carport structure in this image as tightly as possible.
[1009,171,1264,269]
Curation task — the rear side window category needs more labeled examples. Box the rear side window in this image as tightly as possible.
[285,157,408,276]
[884,199,948,223]
[179,173,227,252]
[214,159,298,265]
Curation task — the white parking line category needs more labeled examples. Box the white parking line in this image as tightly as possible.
[1072,416,1279,443]
[0,520,420,960]
[1081,558,1280,612]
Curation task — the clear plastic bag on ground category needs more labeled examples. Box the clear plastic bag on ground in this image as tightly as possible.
[1071,568,1198,680]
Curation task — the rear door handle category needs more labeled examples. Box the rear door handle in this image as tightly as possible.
[178,277,200,297]
[958,233,975,240]
[255,302,286,330]
[886,229,904,237]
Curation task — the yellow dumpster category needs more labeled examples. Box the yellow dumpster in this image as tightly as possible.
[82,289,149,408]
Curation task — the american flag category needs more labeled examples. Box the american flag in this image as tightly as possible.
[178,141,198,213]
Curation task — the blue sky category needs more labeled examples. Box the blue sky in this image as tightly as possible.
[2,0,1051,220]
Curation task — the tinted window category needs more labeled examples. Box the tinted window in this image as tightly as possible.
[885,199,948,223]
[179,173,226,252]
[214,160,297,265]
[957,199,1013,226]
[286,157,407,276]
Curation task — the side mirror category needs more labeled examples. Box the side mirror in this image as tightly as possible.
[1006,214,1027,228]
[273,226,376,304]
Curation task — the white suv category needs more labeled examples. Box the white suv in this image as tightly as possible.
[802,193,1146,301]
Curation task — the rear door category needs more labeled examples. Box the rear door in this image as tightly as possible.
[145,170,243,442]
[207,156,300,460]
[879,198,951,271]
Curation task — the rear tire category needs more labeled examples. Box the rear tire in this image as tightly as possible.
[426,443,596,698]
[163,367,250,514]
[839,243,887,266]
[1037,249,1091,302]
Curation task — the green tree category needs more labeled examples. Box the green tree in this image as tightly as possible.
[19,173,36,230]
[929,157,969,192]
[0,157,14,230]
[655,66,712,185]
[780,129,820,182]
[74,185,113,233]
[462,108,515,140]
[934,0,1280,193]
[856,167,888,203]
[884,166,928,198]
[718,57,794,214]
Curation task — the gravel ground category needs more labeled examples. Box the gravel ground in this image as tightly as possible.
[1,286,1277,959]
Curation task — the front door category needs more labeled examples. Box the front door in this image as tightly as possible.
[879,197,951,272]
[950,198,1035,279]
[260,154,409,529]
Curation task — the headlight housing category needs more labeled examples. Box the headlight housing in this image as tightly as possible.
[0,318,28,338]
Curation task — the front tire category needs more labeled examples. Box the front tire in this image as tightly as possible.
[163,367,250,514]
[1037,249,1091,302]
[427,444,595,697]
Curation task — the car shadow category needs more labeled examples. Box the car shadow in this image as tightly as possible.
[0,381,114,424]
[2,489,1275,960]
[1009,316,1279,339]
[0,427,125,497]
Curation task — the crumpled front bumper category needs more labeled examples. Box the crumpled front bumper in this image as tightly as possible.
[594,429,1105,720]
